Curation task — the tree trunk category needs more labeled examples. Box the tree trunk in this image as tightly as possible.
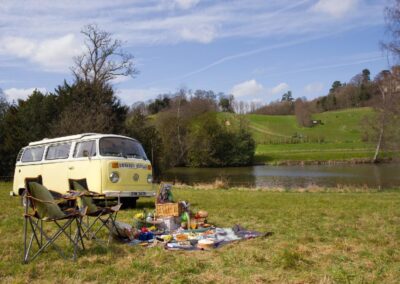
[373,86,387,163]
[373,125,384,163]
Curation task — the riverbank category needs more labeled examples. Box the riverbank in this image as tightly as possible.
[1,182,399,283]
[254,142,400,165]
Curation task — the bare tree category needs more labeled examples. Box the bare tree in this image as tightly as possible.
[71,24,138,86]
[294,98,312,127]
[371,67,400,162]
[0,88,8,117]
[383,0,400,60]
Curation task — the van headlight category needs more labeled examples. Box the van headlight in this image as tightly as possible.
[109,172,120,183]
[147,174,153,183]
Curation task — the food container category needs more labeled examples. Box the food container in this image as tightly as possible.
[157,216,180,231]
[175,234,188,242]
[197,239,215,250]
[156,203,183,217]
[190,219,198,230]
[197,210,208,218]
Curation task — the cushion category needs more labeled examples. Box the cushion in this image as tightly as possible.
[29,182,65,220]
[71,180,98,214]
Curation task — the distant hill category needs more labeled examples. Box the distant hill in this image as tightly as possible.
[221,108,396,164]
[246,107,373,145]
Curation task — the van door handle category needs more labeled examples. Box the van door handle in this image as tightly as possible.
[68,166,74,170]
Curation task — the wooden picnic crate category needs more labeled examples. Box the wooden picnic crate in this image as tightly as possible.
[156,202,183,217]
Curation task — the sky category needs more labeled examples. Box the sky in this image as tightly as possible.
[0,0,393,106]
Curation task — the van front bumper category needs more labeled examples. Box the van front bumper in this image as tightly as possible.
[103,191,156,198]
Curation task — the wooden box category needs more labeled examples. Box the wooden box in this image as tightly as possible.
[156,203,183,217]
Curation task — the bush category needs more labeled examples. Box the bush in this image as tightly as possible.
[187,113,255,167]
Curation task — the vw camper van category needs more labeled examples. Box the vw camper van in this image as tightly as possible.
[12,133,155,205]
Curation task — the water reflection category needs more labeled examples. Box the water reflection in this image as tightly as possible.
[163,163,400,188]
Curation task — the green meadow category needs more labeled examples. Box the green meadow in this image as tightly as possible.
[1,182,400,283]
[238,108,399,164]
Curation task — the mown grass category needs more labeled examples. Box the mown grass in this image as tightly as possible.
[1,182,400,283]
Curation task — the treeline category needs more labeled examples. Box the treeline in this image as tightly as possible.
[127,89,255,173]
[0,85,255,178]
[253,69,379,122]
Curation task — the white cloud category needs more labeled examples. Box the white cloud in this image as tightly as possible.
[0,0,385,76]
[180,24,216,44]
[312,0,358,18]
[0,34,82,72]
[111,75,132,84]
[117,87,167,105]
[231,79,264,98]
[304,82,324,94]
[270,82,289,95]
[0,37,36,58]
[0,1,383,46]
[4,87,47,102]
[230,80,289,102]
[173,0,200,10]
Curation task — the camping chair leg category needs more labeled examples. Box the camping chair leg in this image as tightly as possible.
[69,222,72,245]
[29,220,70,262]
[40,220,43,247]
[81,215,103,240]
[54,220,83,247]
[28,218,42,249]
[77,217,85,250]
[73,221,79,261]
[93,210,120,241]
[23,216,28,263]
[24,217,42,262]
[25,234,35,263]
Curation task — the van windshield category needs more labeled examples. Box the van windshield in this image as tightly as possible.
[99,137,147,160]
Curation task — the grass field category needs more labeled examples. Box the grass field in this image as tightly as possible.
[247,108,372,144]
[235,107,399,164]
[1,182,400,283]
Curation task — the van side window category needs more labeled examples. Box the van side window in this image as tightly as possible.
[46,143,71,160]
[16,149,24,162]
[74,141,96,158]
[21,147,44,162]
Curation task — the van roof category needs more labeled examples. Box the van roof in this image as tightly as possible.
[28,133,136,146]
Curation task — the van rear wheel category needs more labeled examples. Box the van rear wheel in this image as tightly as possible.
[120,197,138,209]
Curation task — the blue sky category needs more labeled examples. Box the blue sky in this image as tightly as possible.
[0,0,392,105]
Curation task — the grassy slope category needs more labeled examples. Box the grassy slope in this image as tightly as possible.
[240,108,398,163]
[1,182,400,283]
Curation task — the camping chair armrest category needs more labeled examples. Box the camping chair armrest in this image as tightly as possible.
[111,203,122,212]
[64,206,88,217]
[87,190,105,197]
[68,190,105,198]
[27,195,66,205]
[65,190,86,198]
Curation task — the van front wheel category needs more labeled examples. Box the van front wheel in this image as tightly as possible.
[120,197,138,209]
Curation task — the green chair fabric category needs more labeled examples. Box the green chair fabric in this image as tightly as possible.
[29,182,65,220]
[71,180,98,214]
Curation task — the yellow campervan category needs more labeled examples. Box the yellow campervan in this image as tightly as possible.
[12,133,155,206]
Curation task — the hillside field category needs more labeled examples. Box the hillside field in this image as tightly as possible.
[238,108,398,164]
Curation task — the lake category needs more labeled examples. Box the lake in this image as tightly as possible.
[163,163,400,188]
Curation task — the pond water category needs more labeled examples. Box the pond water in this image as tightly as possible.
[163,163,400,188]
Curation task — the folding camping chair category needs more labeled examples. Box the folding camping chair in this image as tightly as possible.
[68,179,122,244]
[23,177,86,263]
